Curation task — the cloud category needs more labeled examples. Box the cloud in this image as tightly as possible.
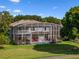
[9,0,20,3]
[6,9,11,11]
[0,5,6,8]
[52,6,58,10]
[13,9,21,13]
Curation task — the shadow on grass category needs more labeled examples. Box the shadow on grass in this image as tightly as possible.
[33,43,79,54]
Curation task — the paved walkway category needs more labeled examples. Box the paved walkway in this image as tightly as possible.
[39,55,79,59]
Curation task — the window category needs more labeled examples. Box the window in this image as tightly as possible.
[45,34,49,40]
[23,34,30,37]
[15,34,22,40]
[18,27,23,30]
[45,27,46,31]
[31,27,35,31]
[32,34,38,42]
[25,26,29,30]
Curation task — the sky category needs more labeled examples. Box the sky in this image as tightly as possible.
[0,0,79,19]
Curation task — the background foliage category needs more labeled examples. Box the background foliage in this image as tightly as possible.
[61,6,79,41]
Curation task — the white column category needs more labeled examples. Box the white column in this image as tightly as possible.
[13,28,14,40]
[52,24,54,42]
[13,28,15,41]
[30,24,32,44]
[55,24,57,42]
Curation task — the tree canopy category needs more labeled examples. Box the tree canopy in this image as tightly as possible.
[61,6,79,40]
[14,15,42,22]
[42,16,61,24]
[14,15,61,24]
[0,11,13,44]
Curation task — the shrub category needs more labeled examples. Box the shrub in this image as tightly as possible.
[0,34,9,44]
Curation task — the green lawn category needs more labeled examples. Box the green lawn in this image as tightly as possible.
[0,41,79,59]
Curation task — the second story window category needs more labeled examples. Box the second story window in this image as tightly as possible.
[31,27,35,31]
[45,27,46,31]
[18,27,23,30]
[25,27,29,30]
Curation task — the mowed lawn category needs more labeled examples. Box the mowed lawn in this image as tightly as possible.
[0,41,79,59]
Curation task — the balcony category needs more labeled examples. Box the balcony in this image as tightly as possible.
[14,28,50,34]
[15,30,31,34]
[31,28,50,32]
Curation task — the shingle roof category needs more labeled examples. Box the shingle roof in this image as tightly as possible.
[10,20,42,27]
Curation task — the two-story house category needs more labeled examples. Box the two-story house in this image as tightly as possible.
[10,20,62,44]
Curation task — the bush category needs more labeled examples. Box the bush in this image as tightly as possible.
[0,34,9,44]
[10,40,16,45]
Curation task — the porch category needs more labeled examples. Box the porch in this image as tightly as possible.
[14,33,52,45]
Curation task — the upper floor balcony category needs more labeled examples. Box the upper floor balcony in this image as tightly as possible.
[14,27,50,34]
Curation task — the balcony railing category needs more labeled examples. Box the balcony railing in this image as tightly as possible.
[14,28,50,34]
[15,30,30,34]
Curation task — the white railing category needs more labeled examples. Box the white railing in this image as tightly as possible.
[16,30,30,34]
[15,28,50,34]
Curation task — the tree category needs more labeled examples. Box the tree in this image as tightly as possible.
[43,16,61,24]
[0,33,9,44]
[0,11,13,33]
[61,6,79,40]
[14,15,42,21]
[0,11,13,44]
[14,15,61,24]
[68,27,78,40]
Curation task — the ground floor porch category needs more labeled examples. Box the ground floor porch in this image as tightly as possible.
[14,33,52,45]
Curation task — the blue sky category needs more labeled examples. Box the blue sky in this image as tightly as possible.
[0,0,79,19]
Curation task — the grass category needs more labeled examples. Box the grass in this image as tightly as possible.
[0,41,79,59]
